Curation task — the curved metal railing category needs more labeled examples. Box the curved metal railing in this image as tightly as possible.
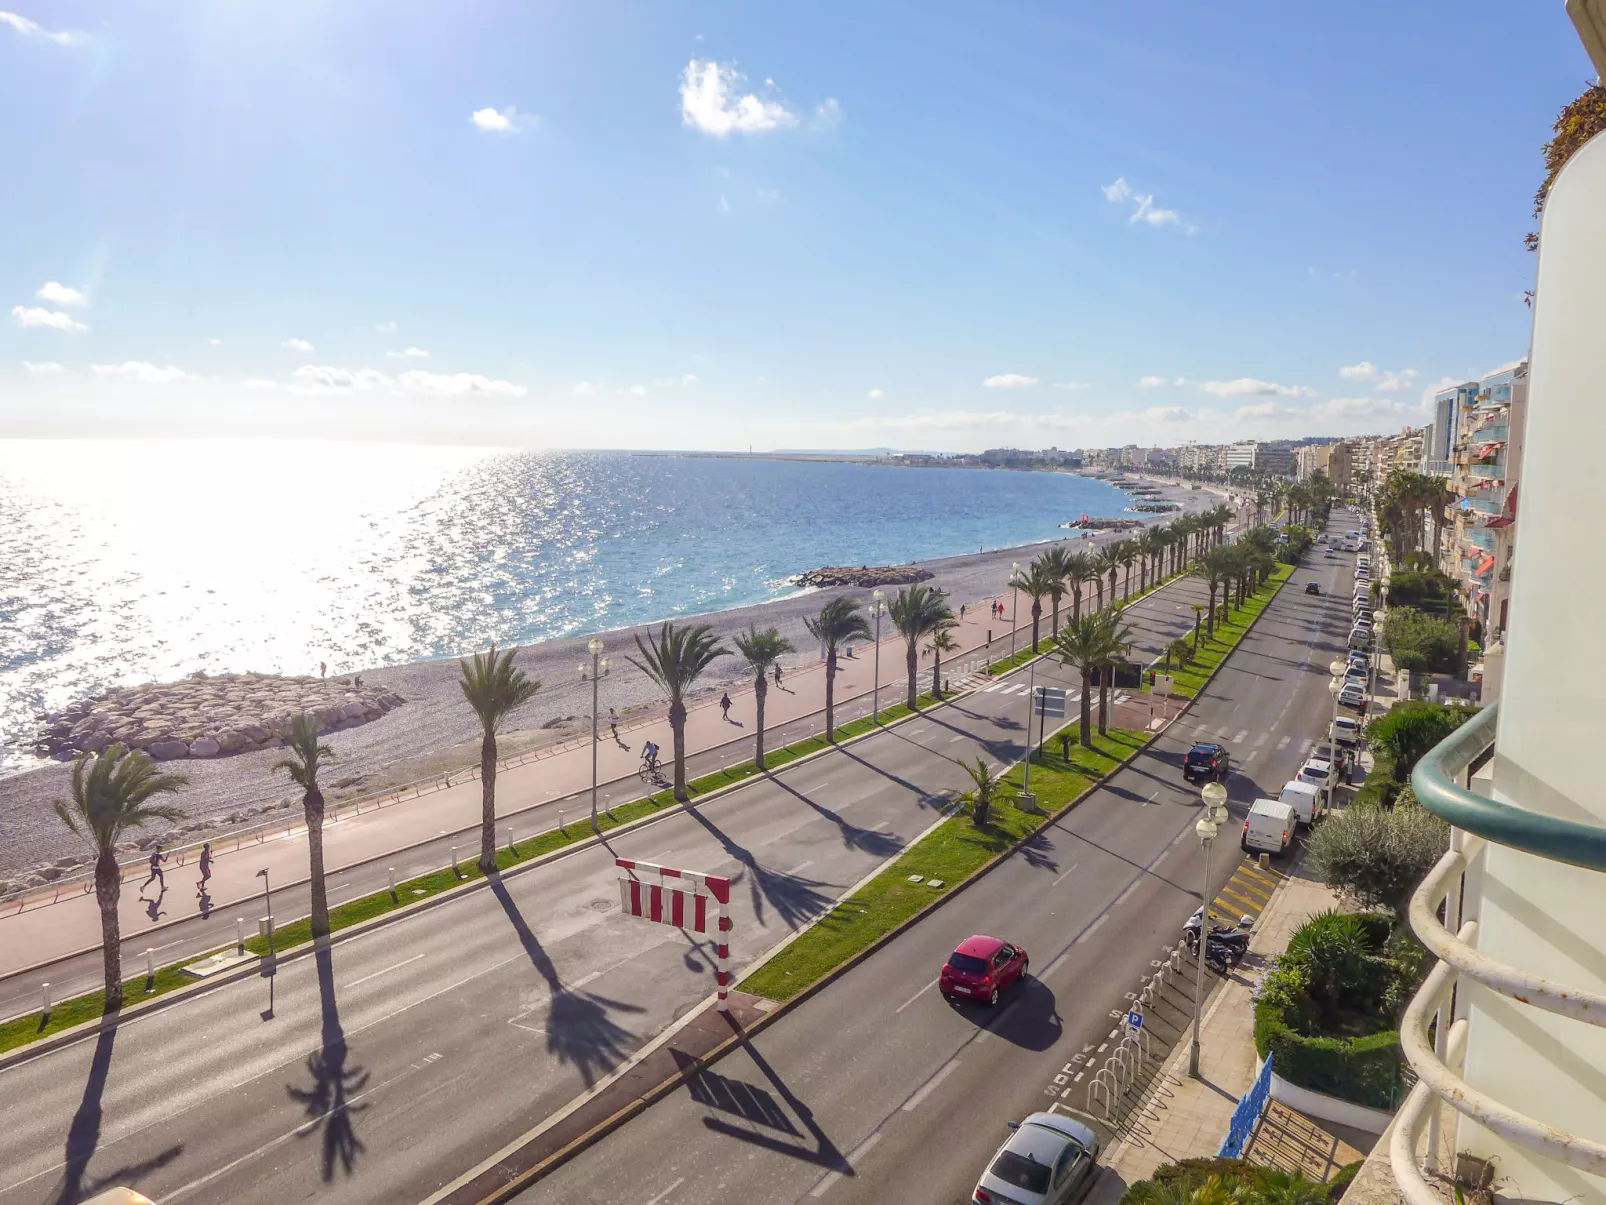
[1390,702,1606,1202]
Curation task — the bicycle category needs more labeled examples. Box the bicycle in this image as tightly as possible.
[638,752,664,783]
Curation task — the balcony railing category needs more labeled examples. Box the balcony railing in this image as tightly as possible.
[1390,705,1606,1203]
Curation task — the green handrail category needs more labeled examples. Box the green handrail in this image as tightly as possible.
[1412,702,1606,871]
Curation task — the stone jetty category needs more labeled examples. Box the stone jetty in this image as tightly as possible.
[32,671,406,762]
[1060,517,1144,532]
[792,564,935,589]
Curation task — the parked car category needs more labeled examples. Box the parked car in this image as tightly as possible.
[971,1112,1099,1205]
[1183,742,1231,782]
[1243,799,1296,855]
[1297,756,1335,789]
[941,935,1029,1006]
[1304,582,1321,595]
[1278,780,1322,825]
[1338,682,1366,709]
[1347,628,1371,651]
[1331,715,1362,746]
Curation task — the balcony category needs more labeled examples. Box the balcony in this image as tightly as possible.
[1390,706,1606,1203]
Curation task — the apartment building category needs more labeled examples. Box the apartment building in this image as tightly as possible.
[1422,381,1478,477]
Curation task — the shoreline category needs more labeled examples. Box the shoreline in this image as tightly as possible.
[0,476,1224,877]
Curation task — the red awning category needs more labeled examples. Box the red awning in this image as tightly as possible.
[1484,515,1514,528]
[1475,555,1496,576]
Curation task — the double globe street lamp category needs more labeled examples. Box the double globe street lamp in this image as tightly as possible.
[579,637,611,832]
[1327,658,1348,811]
[869,588,886,724]
[1009,561,1021,660]
[1188,779,1230,1078]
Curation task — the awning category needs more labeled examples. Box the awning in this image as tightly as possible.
[1484,515,1514,529]
[1475,554,1496,576]
[1477,442,1504,457]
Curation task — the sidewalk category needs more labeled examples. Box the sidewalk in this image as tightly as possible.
[1092,869,1365,1200]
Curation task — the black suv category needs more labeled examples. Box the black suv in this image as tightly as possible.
[1184,742,1230,782]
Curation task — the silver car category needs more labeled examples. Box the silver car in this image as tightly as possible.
[972,1112,1099,1205]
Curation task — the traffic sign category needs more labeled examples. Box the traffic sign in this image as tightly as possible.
[1032,686,1067,717]
[1127,1010,1143,1029]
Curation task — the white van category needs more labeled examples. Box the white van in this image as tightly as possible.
[1243,799,1296,855]
[1279,780,1322,826]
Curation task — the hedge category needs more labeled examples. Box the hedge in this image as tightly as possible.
[1254,1007,1406,1110]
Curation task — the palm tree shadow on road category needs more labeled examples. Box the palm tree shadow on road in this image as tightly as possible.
[679,805,835,932]
[766,774,903,859]
[50,1027,183,1205]
[489,875,645,1088]
[286,946,369,1182]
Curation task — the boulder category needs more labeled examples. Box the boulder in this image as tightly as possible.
[241,723,271,743]
[189,738,221,758]
[215,730,246,753]
[341,701,367,720]
[37,867,64,882]
[148,739,190,760]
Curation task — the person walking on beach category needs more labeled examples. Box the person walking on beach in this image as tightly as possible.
[319,661,327,679]
[774,663,783,689]
[608,707,619,740]
[142,846,166,894]
[960,603,966,621]
[196,842,212,895]
[720,692,732,721]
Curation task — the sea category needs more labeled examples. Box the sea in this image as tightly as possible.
[0,440,1138,774]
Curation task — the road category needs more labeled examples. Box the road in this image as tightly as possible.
[0,560,1227,1205]
[521,512,1363,1204]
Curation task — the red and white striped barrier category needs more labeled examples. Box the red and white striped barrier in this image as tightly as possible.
[616,858,733,1011]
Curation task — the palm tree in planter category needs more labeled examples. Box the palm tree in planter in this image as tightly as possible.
[630,622,730,802]
[1052,613,1114,748]
[275,713,338,939]
[54,745,187,1012]
[460,645,543,866]
[803,597,870,741]
[956,756,1011,828]
[1092,545,1122,612]
[1064,551,1095,623]
[927,620,960,698]
[889,583,954,710]
[732,624,794,771]
[1011,558,1058,653]
[1162,637,1193,674]
[1094,608,1136,736]
[1191,548,1234,639]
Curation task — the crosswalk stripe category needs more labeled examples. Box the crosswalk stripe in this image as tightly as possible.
[1229,875,1272,901]
[1233,729,1249,743]
[1276,735,1291,750]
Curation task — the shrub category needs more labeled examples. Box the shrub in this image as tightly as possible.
[1365,701,1477,780]
[1386,569,1458,609]
[1306,799,1449,916]
[1382,607,1461,674]
[1121,1159,1331,1205]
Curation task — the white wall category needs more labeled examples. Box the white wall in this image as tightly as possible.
[1467,128,1606,1203]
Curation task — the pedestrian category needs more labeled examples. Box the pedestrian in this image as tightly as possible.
[142,846,166,894]
[196,842,212,895]
[609,707,619,739]
[960,603,966,620]
[319,661,327,678]
[720,692,732,721]
[774,663,783,688]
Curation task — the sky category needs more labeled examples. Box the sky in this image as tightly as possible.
[1,0,1596,453]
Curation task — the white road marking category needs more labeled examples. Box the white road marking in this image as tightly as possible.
[645,1178,686,1205]
[1075,916,1107,943]
[811,1133,882,1197]
[346,952,427,990]
[895,978,938,1014]
[1246,751,1258,762]
[1254,732,1268,747]
[1233,730,1249,743]
[1277,735,1291,750]
[949,734,967,743]
[1051,861,1081,887]
[1143,790,1158,807]
[790,860,815,875]
[985,683,1004,693]
[902,1059,962,1111]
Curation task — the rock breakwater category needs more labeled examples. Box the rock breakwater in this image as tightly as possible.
[791,564,935,589]
[32,672,406,762]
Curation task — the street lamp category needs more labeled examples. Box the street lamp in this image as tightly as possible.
[1327,658,1347,811]
[1188,780,1229,1078]
[1009,561,1022,659]
[579,638,611,832]
[870,588,886,724]
[255,867,274,958]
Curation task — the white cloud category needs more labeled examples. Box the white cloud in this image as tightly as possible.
[23,360,63,374]
[399,370,527,398]
[682,373,698,386]
[680,60,797,137]
[290,364,389,393]
[1054,381,1092,391]
[91,361,197,384]
[814,97,842,128]
[718,194,730,213]
[281,338,314,352]
[1143,406,1191,424]
[630,384,647,396]
[208,337,223,346]
[1234,401,1287,422]
[1136,375,1168,388]
[471,105,533,133]
[36,281,87,307]
[0,10,76,43]
[12,305,86,331]
[1340,361,1416,391]
[1102,177,1190,230]
[573,380,598,396]
[1173,377,1192,386]
[867,387,884,399]
[375,321,397,334]
[241,378,279,390]
[1339,361,1378,381]
[1200,378,1315,399]
[1374,371,1416,392]
[386,346,430,359]
[1307,396,1415,421]
[983,373,1039,388]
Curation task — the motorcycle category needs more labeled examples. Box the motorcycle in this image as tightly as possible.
[1183,908,1253,969]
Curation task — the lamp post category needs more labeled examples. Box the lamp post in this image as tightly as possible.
[1327,658,1347,811]
[255,867,274,958]
[1188,780,1229,1078]
[870,588,886,724]
[1009,561,1021,659]
[579,638,611,832]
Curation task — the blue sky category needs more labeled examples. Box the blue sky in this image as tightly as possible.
[1,0,1595,451]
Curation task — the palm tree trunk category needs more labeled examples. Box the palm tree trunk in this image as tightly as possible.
[96,852,123,1013]
[1031,602,1041,652]
[1098,675,1109,736]
[1206,585,1217,637]
[932,647,943,699]
[905,640,918,709]
[824,651,838,741]
[1072,586,1082,624]
[754,675,768,770]
[1109,570,1118,605]
[1050,596,1061,636]
[1123,568,1131,602]
[479,731,498,872]
[1079,669,1093,746]
[670,701,689,801]
[1093,580,1104,611]
[306,787,330,939]
[1193,610,1202,649]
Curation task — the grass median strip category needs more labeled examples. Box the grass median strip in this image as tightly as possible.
[0,963,205,1055]
[986,570,1187,676]
[739,727,1146,1002]
[1153,564,1293,698]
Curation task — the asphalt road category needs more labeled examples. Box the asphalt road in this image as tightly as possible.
[0,558,1233,1205]
[521,512,1366,1205]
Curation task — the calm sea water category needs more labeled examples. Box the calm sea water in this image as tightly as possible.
[0,441,1135,772]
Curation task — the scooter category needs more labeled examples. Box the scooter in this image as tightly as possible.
[1183,908,1253,968]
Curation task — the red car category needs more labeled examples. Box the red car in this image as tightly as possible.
[940,935,1030,1006]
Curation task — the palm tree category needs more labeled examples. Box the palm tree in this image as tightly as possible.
[1191,601,1204,650]
[1010,558,1058,652]
[956,756,1009,828]
[1135,529,1159,594]
[889,583,954,709]
[1092,546,1121,612]
[630,622,730,801]
[1095,608,1136,735]
[459,646,543,863]
[1161,638,1192,673]
[275,713,337,939]
[1064,551,1095,623]
[1116,539,1139,600]
[732,625,795,771]
[1147,528,1171,587]
[1039,546,1072,634]
[1053,613,1112,747]
[927,620,960,698]
[1191,548,1234,638]
[803,597,871,741]
[54,745,187,1012]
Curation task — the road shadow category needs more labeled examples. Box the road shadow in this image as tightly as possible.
[49,1027,184,1204]
[490,875,645,1087]
[768,775,903,859]
[286,945,369,1181]
[676,1051,800,1135]
[1018,828,1059,874]
[835,745,950,810]
[680,806,835,931]
[688,1030,851,1172]
[947,975,1064,1051]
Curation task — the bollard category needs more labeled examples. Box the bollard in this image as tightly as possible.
[505,826,514,855]
[450,846,459,875]
[558,809,566,834]
[144,948,156,989]
[259,916,273,942]
[387,867,397,902]
[236,917,246,954]
[1259,851,1270,870]
[41,983,50,1018]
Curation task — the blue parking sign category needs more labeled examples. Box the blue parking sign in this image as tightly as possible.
[1127,1010,1143,1029]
